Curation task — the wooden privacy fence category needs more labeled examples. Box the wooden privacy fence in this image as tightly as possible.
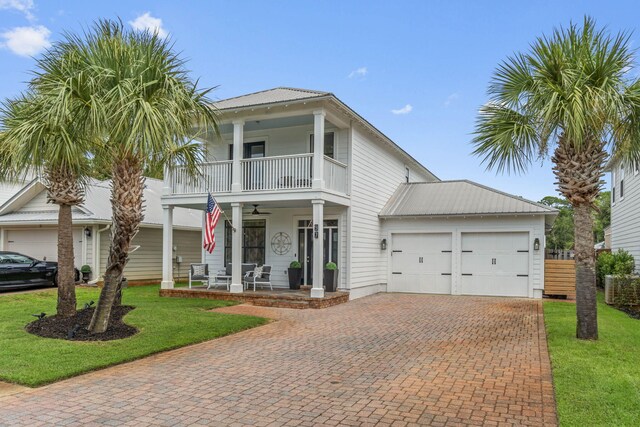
[544,259,576,298]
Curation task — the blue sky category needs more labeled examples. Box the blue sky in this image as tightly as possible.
[0,1,634,201]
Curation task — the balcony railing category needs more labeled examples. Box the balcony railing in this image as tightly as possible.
[323,156,348,194]
[241,153,313,191]
[168,153,348,196]
[171,161,232,195]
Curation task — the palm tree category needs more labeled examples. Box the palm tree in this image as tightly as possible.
[30,20,218,333]
[473,17,640,340]
[0,93,89,317]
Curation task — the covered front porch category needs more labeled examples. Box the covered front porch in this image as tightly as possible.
[159,287,350,309]
[160,196,350,300]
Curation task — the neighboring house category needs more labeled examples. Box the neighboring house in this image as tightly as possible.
[160,87,557,299]
[0,178,202,282]
[608,159,639,268]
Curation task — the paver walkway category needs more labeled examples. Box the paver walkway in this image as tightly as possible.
[0,294,556,426]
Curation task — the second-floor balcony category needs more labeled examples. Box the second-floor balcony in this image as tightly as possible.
[168,153,348,196]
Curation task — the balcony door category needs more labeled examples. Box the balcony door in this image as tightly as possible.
[229,141,265,190]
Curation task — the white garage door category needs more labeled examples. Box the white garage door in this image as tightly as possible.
[460,232,529,297]
[390,233,452,294]
[6,229,83,265]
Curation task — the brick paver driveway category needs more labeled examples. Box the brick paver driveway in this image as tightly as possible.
[0,294,556,426]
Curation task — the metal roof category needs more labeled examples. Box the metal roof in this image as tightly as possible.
[380,180,557,217]
[213,87,329,110]
[0,178,202,228]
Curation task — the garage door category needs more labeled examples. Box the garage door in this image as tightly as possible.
[390,233,452,294]
[460,232,529,297]
[6,229,83,265]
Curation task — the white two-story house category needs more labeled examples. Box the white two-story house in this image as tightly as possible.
[608,159,640,269]
[160,87,556,299]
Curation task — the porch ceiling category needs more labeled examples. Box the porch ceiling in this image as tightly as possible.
[218,114,314,134]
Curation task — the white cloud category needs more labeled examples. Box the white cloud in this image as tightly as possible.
[129,12,168,38]
[0,25,51,57]
[0,0,35,20]
[444,92,460,107]
[348,66,368,78]
[391,104,413,115]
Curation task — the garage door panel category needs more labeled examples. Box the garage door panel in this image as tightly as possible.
[6,229,83,265]
[461,232,529,297]
[390,233,452,294]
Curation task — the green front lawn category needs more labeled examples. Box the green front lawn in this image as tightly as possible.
[544,294,640,426]
[0,285,267,387]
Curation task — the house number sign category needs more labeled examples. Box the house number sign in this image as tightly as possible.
[271,232,292,255]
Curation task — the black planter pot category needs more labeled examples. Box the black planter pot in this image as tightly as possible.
[288,268,302,289]
[81,272,91,283]
[323,269,338,292]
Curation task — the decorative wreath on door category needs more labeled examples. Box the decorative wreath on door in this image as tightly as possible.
[271,232,292,255]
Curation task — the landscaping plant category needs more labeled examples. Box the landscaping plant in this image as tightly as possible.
[28,20,219,333]
[473,17,640,340]
[596,249,635,287]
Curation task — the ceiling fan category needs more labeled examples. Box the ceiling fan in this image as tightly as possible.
[249,204,272,215]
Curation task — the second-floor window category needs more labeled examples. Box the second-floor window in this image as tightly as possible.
[310,132,335,159]
[405,167,410,183]
[620,165,625,199]
[612,170,616,204]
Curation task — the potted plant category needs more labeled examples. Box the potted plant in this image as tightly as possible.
[80,265,92,283]
[323,262,338,292]
[288,261,302,290]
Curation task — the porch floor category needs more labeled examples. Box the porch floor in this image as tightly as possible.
[159,286,350,309]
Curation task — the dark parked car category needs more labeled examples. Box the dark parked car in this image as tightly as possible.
[0,251,79,291]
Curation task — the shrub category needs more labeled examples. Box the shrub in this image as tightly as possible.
[610,275,640,306]
[289,261,301,269]
[325,262,338,270]
[596,250,635,287]
[80,265,92,273]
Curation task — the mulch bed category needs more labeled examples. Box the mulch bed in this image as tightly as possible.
[25,306,138,341]
[616,305,640,320]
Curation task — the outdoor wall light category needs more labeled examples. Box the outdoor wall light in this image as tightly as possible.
[533,238,540,251]
[84,227,92,238]
[380,238,387,250]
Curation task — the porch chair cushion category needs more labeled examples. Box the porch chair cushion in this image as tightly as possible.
[190,264,209,280]
[253,265,264,279]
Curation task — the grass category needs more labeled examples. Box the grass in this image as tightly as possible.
[0,285,267,387]
[544,293,640,426]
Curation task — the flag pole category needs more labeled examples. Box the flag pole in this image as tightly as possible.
[209,194,236,232]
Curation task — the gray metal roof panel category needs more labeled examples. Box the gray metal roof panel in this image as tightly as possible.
[380,180,557,217]
[213,87,329,110]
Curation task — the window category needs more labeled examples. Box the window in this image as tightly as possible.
[405,167,410,183]
[224,219,266,266]
[228,141,266,160]
[612,170,616,204]
[620,165,625,199]
[635,160,639,176]
[309,132,335,159]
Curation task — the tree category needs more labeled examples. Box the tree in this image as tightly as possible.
[593,191,611,243]
[472,17,640,340]
[0,93,89,317]
[539,196,574,250]
[30,20,218,333]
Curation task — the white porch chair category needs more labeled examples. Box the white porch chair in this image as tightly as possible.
[188,263,209,289]
[243,265,272,291]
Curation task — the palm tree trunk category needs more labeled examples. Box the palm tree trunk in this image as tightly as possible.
[56,203,77,317]
[574,203,598,339]
[89,157,144,333]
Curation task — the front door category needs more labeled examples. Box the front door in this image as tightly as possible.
[297,220,338,285]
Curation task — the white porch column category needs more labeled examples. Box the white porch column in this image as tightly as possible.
[229,202,244,293]
[313,110,325,189]
[161,206,174,289]
[231,120,244,192]
[311,199,325,298]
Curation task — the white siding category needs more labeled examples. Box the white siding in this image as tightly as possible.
[207,124,347,164]
[20,191,56,211]
[99,227,201,281]
[204,206,348,289]
[0,181,25,206]
[610,162,640,270]
[381,215,546,299]
[348,126,437,296]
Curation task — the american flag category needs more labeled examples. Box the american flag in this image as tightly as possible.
[203,193,221,254]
